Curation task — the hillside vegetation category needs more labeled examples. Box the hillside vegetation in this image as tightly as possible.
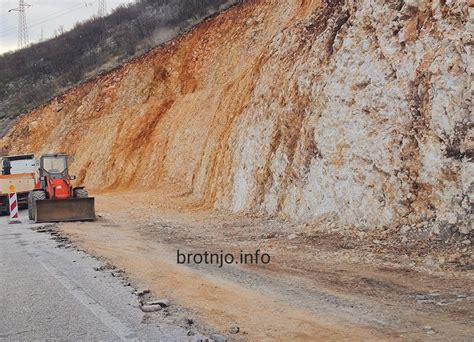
[0,0,238,135]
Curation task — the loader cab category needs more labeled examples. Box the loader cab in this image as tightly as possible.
[40,154,69,180]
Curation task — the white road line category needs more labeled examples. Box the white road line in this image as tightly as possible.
[26,249,138,341]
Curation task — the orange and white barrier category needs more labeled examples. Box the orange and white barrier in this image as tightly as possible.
[8,185,21,224]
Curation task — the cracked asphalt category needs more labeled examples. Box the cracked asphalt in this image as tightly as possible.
[0,211,192,341]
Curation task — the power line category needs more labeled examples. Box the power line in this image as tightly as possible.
[1,0,124,45]
[1,1,109,38]
[8,0,31,49]
[98,0,107,16]
[1,2,93,33]
[0,3,86,38]
[1,3,84,36]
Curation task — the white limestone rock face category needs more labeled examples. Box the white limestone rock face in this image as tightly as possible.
[1,0,471,240]
[224,0,472,233]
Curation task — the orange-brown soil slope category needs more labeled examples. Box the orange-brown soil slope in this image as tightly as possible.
[1,0,472,237]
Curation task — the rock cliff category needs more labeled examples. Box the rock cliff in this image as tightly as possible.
[1,0,472,237]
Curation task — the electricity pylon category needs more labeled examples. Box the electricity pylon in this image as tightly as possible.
[98,0,107,16]
[8,0,31,49]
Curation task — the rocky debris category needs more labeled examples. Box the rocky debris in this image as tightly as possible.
[139,298,170,313]
[93,264,116,272]
[415,293,440,304]
[412,292,473,306]
[228,325,240,334]
[140,304,163,313]
[137,290,218,339]
[287,233,298,240]
[34,226,53,233]
[210,334,228,342]
[146,299,170,308]
[111,270,125,277]
[301,221,473,271]
[50,234,73,249]
[182,318,194,326]
[459,226,471,235]
[259,232,276,239]
[422,255,439,270]
[135,288,150,296]
[423,325,437,335]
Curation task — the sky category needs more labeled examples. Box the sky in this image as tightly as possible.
[0,0,136,54]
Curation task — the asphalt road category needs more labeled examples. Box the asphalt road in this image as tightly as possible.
[0,211,192,341]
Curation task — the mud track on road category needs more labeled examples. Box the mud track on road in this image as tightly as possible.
[56,193,474,341]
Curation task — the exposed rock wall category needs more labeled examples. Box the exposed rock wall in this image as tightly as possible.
[1,0,472,236]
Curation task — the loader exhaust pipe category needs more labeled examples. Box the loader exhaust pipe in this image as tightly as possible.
[33,198,95,223]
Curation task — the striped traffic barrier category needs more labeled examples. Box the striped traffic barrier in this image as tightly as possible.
[8,184,21,224]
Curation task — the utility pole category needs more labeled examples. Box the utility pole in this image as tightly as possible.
[98,0,107,17]
[8,0,30,49]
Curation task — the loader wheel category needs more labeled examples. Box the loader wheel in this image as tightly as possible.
[33,190,47,201]
[74,188,89,198]
[31,191,46,221]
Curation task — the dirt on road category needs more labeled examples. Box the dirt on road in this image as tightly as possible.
[56,192,473,341]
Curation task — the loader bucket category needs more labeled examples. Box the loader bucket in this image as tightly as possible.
[34,198,95,223]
